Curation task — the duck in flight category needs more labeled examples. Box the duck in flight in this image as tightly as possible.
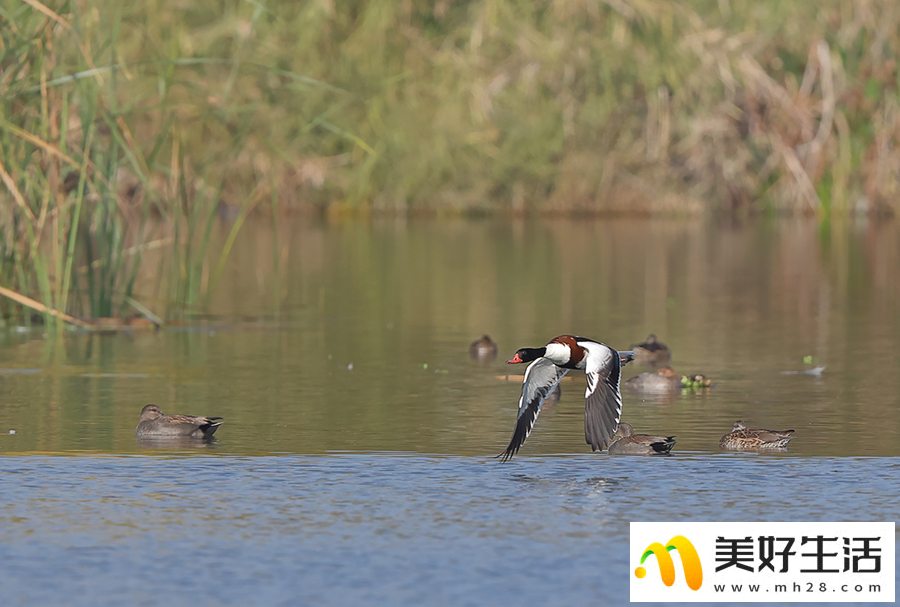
[500,335,634,460]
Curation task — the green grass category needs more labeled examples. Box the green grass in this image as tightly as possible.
[1,0,899,321]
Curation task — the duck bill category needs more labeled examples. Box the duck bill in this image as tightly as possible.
[507,353,524,364]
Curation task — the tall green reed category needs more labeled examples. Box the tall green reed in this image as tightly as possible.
[1,2,151,324]
[0,1,275,324]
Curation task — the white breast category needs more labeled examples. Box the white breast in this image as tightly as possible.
[543,342,571,365]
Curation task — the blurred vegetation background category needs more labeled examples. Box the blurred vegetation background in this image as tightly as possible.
[1,0,898,321]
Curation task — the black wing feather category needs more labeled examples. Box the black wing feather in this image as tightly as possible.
[650,437,677,454]
[500,358,569,461]
[583,344,625,451]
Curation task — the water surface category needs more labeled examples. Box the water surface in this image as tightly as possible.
[0,217,898,605]
[1,455,897,607]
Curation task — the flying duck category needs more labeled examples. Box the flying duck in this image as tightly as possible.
[718,420,794,450]
[500,335,634,460]
[608,422,676,455]
[135,404,224,439]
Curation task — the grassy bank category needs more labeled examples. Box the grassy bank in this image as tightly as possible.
[1,0,898,320]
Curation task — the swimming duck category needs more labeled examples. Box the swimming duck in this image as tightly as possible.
[500,335,634,460]
[608,422,676,455]
[135,404,224,439]
[718,420,794,450]
[630,334,671,365]
[623,366,682,394]
[469,334,499,362]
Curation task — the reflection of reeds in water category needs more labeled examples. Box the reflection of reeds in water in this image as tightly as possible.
[3,1,900,323]
[209,215,900,358]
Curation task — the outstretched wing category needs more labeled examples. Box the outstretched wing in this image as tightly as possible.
[500,358,569,461]
[579,341,625,451]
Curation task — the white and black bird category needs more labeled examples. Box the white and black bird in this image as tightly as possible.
[500,335,634,460]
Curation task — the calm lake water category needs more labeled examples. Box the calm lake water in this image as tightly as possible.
[1,217,898,606]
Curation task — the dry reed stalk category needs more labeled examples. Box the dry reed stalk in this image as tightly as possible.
[0,284,92,328]
[0,161,34,221]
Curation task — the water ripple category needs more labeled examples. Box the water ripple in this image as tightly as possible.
[0,454,897,607]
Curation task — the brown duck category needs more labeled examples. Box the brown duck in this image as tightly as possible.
[469,334,499,362]
[135,404,224,439]
[630,334,671,365]
[624,366,682,394]
[719,421,794,450]
[608,422,676,455]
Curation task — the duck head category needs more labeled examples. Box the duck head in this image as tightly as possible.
[140,404,163,421]
[614,422,635,439]
[507,347,545,364]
